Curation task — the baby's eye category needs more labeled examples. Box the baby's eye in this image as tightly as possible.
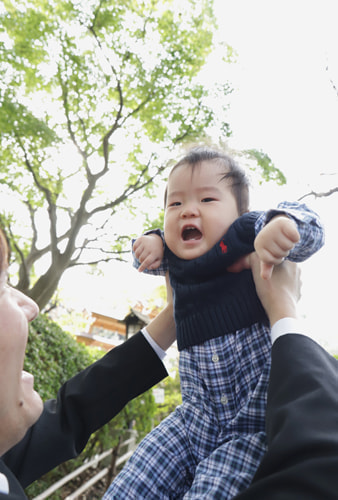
[169,201,181,207]
[201,197,215,203]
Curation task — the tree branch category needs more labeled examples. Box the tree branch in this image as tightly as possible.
[15,135,51,201]
[88,155,164,218]
[68,253,129,268]
[15,134,61,253]
[298,186,338,201]
[326,64,338,98]
[87,25,124,169]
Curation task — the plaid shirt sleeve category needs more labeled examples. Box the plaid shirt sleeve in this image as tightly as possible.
[255,201,325,262]
[132,229,168,276]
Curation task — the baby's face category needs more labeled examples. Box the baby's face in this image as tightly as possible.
[164,161,239,260]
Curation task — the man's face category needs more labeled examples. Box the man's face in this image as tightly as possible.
[0,271,42,455]
[164,161,239,260]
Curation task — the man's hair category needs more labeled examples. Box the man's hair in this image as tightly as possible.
[164,146,250,214]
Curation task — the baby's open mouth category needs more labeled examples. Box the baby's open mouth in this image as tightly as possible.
[182,226,202,241]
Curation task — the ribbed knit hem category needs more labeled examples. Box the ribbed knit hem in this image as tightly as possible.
[176,271,268,351]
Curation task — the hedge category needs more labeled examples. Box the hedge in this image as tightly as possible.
[24,314,157,499]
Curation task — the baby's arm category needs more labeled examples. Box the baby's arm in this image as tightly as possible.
[255,201,325,279]
[255,216,300,279]
[133,233,164,273]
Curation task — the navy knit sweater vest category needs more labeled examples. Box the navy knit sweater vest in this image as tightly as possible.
[166,211,268,351]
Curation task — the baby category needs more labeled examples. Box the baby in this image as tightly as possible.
[104,146,324,499]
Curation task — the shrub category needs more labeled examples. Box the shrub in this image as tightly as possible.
[24,314,157,498]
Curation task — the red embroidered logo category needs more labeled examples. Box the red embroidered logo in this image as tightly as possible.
[219,240,228,254]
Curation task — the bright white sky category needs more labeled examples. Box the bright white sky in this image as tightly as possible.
[61,0,338,353]
[211,0,338,354]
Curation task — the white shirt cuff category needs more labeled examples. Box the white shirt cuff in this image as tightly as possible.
[0,473,9,494]
[271,317,304,345]
[141,327,166,361]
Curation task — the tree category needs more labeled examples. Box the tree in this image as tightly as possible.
[0,0,232,309]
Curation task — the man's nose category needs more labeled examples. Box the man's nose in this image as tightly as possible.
[17,289,40,322]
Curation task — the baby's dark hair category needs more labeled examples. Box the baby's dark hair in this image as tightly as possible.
[164,146,250,214]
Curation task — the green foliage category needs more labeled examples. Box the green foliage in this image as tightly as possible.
[245,149,287,185]
[24,314,158,498]
[25,314,96,400]
[143,210,165,231]
[0,0,285,313]
[0,0,229,309]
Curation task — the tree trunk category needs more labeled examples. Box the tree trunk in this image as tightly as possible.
[28,263,69,310]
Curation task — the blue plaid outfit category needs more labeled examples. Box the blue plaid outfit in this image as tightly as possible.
[104,202,324,499]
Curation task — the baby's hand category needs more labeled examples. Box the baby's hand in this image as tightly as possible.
[133,234,164,273]
[254,216,300,280]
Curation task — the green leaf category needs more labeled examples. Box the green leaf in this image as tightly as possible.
[245,149,287,185]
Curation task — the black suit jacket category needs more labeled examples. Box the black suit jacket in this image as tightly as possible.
[0,332,168,499]
[236,334,338,500]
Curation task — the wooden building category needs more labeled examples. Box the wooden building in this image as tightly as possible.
[75,308,150,352]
